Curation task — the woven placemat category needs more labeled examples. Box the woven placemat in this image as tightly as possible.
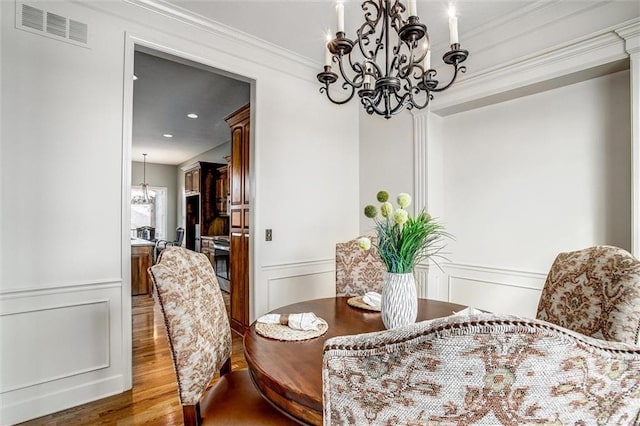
[347,296,381,312]
[255,321,329,341]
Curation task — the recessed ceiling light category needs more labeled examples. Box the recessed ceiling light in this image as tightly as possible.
[187,113,198,119]
[163,134,173,138]
[133,74,138,80]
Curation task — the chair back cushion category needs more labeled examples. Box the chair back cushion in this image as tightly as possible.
[536,245,640,345]
[174,227,185,246]
[335,237,385,297]
[149,247,232,406]
[322,314,640,425]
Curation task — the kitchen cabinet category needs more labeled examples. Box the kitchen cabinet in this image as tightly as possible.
[131,243,153,295]
[225,103,250,334]
[216,157,230,216]
[183,161,226,252]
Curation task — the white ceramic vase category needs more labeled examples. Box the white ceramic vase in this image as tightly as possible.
[381,272,418,329]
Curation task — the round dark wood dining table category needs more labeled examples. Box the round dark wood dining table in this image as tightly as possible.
[243,296,467,425]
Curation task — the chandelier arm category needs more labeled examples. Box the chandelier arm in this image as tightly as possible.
[336,55,364,88]
[361,91,391,117]
[395,43,412,79]
[357,1,382,59]
[428,64,467,93]
[320,83,356,105]
[393,86,419,113]
[388,0,404,34]
[412,64,426,80]
[404,83,432,110]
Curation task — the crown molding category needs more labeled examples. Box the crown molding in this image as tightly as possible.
[430,18,637,116]
[123,0,318,71]
[615,19,640,55]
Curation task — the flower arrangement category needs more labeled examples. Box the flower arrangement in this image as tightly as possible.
[360,191,450,274]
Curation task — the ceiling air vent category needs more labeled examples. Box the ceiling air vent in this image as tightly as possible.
[15,2,90,48]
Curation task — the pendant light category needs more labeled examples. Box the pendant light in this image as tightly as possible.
[317,0,469,119]
[141,153,151,203]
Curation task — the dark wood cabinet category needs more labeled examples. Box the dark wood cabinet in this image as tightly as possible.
[225,104,250,334]
[216,158,230,216]
[184,162,227,252]
[131,244,153,295]
[230,231,248,328]
[200,236,215,265]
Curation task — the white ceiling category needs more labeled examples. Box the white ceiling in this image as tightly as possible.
[133,0,529,165]
[133,0,638,165]
[167,0,530,61]
[132,49,250,165]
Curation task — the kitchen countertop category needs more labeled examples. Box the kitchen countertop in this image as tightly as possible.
[131,237,155,247]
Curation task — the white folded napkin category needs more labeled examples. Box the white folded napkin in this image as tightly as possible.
[362,291,382,308]
[257,312,327,331]
[454,306,481,316]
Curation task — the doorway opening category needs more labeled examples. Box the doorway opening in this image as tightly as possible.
[125,41,253,390]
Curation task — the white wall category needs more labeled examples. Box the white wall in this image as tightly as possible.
[131,161,178,239]
[0,1,359,423]
[359,109,414,233]
[358,2,638,317]
[440,70,631,316]
[445,70,631,270]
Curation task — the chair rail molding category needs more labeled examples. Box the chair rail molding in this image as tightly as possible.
[259,258,336,314]
[443,262,547,317]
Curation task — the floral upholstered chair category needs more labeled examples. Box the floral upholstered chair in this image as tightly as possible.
[536,245,640,345]
[335,237,385,297]
[149,247,296,426]
[322,314,640,425]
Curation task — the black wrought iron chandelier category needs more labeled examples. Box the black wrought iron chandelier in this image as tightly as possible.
[317,0,469,119]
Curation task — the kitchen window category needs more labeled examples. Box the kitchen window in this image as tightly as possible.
[131,186,167,240]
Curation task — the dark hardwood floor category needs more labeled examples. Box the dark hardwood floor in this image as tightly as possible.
[20,290,244,425]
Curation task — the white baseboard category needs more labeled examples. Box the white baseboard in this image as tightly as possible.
[1,374,125,426]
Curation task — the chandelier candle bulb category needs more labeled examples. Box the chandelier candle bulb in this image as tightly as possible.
[336,2,344,33]
[325,44,331,66]
[408,0,417,17]
[448,7,459,45]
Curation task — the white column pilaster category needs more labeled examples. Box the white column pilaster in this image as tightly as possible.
[412,110,449,300]
[413,111,428,213]
[616,21,640,257]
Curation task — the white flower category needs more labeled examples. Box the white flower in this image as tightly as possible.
[380,202,393,218]
[357,237,371,251]
[393,209,408,225]
[397,193,412,208]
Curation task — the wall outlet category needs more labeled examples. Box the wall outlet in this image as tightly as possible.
[265,229,272,241]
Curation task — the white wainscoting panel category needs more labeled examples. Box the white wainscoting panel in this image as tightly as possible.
[0,281,124,425]
[413,266,429,299]
[262,259,336,313]
[1,300,110,392]
[442,263,547,317]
